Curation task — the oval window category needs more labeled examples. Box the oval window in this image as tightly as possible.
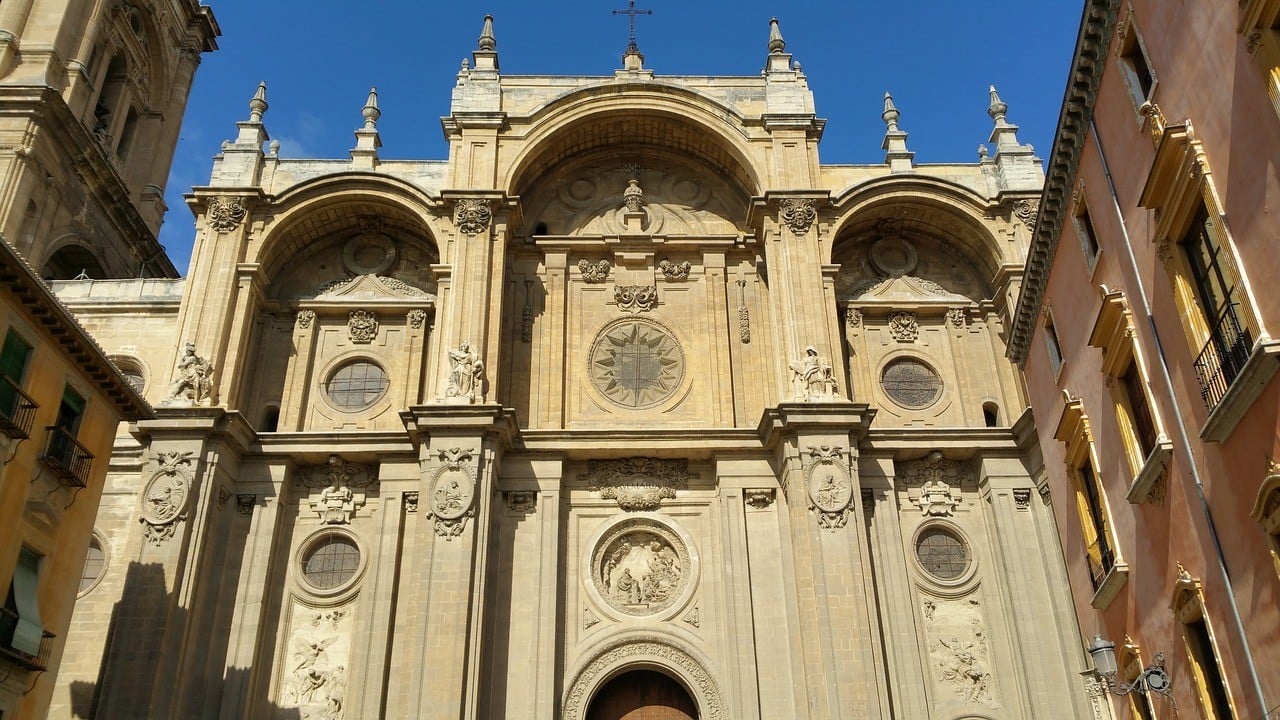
[325,360,389,411]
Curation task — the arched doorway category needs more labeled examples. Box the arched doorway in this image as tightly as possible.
[586,669,698,720]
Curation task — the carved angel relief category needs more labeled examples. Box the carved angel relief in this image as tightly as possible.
[579,457,696,511]
[282,607,352,717]
[921,598,999,708]
[804,445,853,530]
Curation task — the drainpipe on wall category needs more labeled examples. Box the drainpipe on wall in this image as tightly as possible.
[1089,118,1270,718]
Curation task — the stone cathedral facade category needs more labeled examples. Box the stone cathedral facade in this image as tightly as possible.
[48,16,1104,720]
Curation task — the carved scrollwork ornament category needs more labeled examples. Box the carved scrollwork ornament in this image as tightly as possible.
[430,447,477,538]
[613,285,658,313]
[803,445,853,530]
[347,309,379,343]
[658,258,692,281]
[580,457,696,511]
[1012,199,1040,228]
[295,309,316,329]
[946,307,967,328]
[889,311,919,342]
[779,198,818,235]
[578,259,611,283]
[207,196,248,233]
[845,306,862,328]
[139,451,196,546]
[453,198,493,236]
[407,308,427,329]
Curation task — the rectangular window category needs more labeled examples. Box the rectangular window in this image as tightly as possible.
[1183,209,1253,408]
[1044,315,1064,376]
[55,385,86,435]
[0,330,31,419]
[1118,15,1158,108]
[1075,201,1101,264]
[1075,460,1114,590]
[2,547,44,657]
[1185,617,1235,719]
[1121,361,1158,460]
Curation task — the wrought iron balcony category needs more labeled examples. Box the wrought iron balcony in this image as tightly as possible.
[1192,303,1253,411]
[0,376,37,440]
[0,606,54,672]
[40,426,93,488]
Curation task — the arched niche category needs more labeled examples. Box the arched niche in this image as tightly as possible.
[562,633,727,720]
[42,242,106,281]
[586,669,697,720]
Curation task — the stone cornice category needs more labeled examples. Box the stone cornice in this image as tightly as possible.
[1007,0,1119,365]
[0,236,152,420]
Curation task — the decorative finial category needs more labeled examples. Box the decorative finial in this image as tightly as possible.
[268,139,280,157]
[613,0,653,57]
[248,81,268,123]
[988,85,1008,124]
[977,144,989,160]
[768,18,786,54]
[882,92,900,132]
[361,87,380,130]
[478,14,496,52]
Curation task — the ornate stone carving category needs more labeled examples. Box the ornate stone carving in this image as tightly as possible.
[947,307,967,328]
[430,447,477,538]
[578,259,611,283]
[217,485,231,509]
[165,342,214,406]
[658,258,691,281]
[139,451,195,546]
[583,606,601,630]
[521,280,534,343]
[845,306,862,328]
[922,598,998,708]
[580,457,696,511]
[562,638,727,720]
[407,308,427,329]
[403,492,418,513]
[347,310,378,344]
[283,607,351,717]
[613,284,658,313]
[309,473,366,525]
[789,346,839,401]
[589,319,685,409]
[736,279,750,344]
[779,197,817,235]
[916,480,961,517]
[902,451,962,487]
[453,198,492,236]
[236,494,256,516]
[505,491,536,513]
[804,445,853,530]
[744,489,775,509]
[623,178,645,212]
[296,455,378,492]
[1247,29,1264,59]
[889,311,919,342]
[1013,488,1032,510]
[296,309,316,329]
[1012,199,1040,228]
[207,196,247,232]
[682,605,700,628]
[1155,239,1174,266]
[592,520,688,616]
[444,341,484,403]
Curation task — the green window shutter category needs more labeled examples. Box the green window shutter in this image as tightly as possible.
[0,331,32,383]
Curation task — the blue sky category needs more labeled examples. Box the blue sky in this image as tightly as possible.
[159,2,1083,271]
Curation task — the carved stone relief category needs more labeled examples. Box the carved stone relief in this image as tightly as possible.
[845,307,862,328]
[236,494,256,516]
[520,281,533,343]
[591,520,689,616]
[139,451,195,546]
[921,597,999,708]
[296,309,316,329]
[789,346,839,401]
[946,307,967,328]
[407,308,427,330]
[588,319,684,409]
[281,606,352,719]
[580,457,696,511]
[430,448,476,538]
[658,258,692,281]
[736,279,750,344]
[889,311,919,343]
[1012,199,1040,228]
[295,455,378,493]
[779,198,817,235]
[347,310,378,344]
[309,481,365,525]
[613,285,658,313]
[562,638,727,720]
[578,259,611,283]
[207,196,247,232]
[444,341,484,403]
[164,342,214,406]
[403,492,418,514]
[453,198,492,236]
[915,480,961,517]
[505,491,536,513]
[804,445,853,530]
[744,489,775,509]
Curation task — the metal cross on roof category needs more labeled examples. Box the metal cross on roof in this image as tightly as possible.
[612,0,653,53]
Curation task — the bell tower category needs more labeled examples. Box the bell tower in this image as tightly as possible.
[0,1,218,279]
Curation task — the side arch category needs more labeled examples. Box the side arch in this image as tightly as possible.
[561,631,727,720]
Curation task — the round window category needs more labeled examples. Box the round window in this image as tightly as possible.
[79,537,106,595]
[881,358,942,409]
[111,356,146,394]
[916,526,970,580]
[325,360,389,411]
[301,534,361,590]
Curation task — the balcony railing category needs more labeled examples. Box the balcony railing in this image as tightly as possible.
[1086,538,1116,592]
[1192,303,1254,411]
[0,376,37,440]
[0,606,54,672]
[40,426,93,488]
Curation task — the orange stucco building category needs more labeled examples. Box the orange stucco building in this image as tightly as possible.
[1011,1,1280,718]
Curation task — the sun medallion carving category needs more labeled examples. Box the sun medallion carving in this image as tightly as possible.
[589,319,685,409]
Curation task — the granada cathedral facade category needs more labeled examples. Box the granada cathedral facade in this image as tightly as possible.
[24,7,1105,720]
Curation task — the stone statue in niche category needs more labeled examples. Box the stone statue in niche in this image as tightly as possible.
[789,346,839,401]
[165,342,214,405]
[444,341,484,403]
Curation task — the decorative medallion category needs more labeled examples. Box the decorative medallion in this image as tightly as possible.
[453,198,492,236]
[881,358,943,409]
[578,259,611,283]
[579,457,696,511]
[342,231,397,275]
[207,196,247,233]
[1012,199,1040,228]
[613,284,658,313]
[347,310,379,344]
[779,198,817,235]
[139,451,195,546]
[869,236,919,277]
[589,319,685,409]
[591,518,691,617]
[804,445,853,530]
[430,447,477,538]
[889,311,919,343]
[658,258,692,281]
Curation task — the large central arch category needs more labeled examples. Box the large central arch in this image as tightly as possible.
[562,633,727,720]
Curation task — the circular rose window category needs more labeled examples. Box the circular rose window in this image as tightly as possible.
[591,520,691,617]
[325,360,389,411]
[881,358,942,409]
[916,526,970,580]
[589,319,685,409]
[300,534,361,590]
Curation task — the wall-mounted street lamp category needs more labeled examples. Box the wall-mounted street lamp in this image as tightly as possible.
[1087,635,1177,709]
